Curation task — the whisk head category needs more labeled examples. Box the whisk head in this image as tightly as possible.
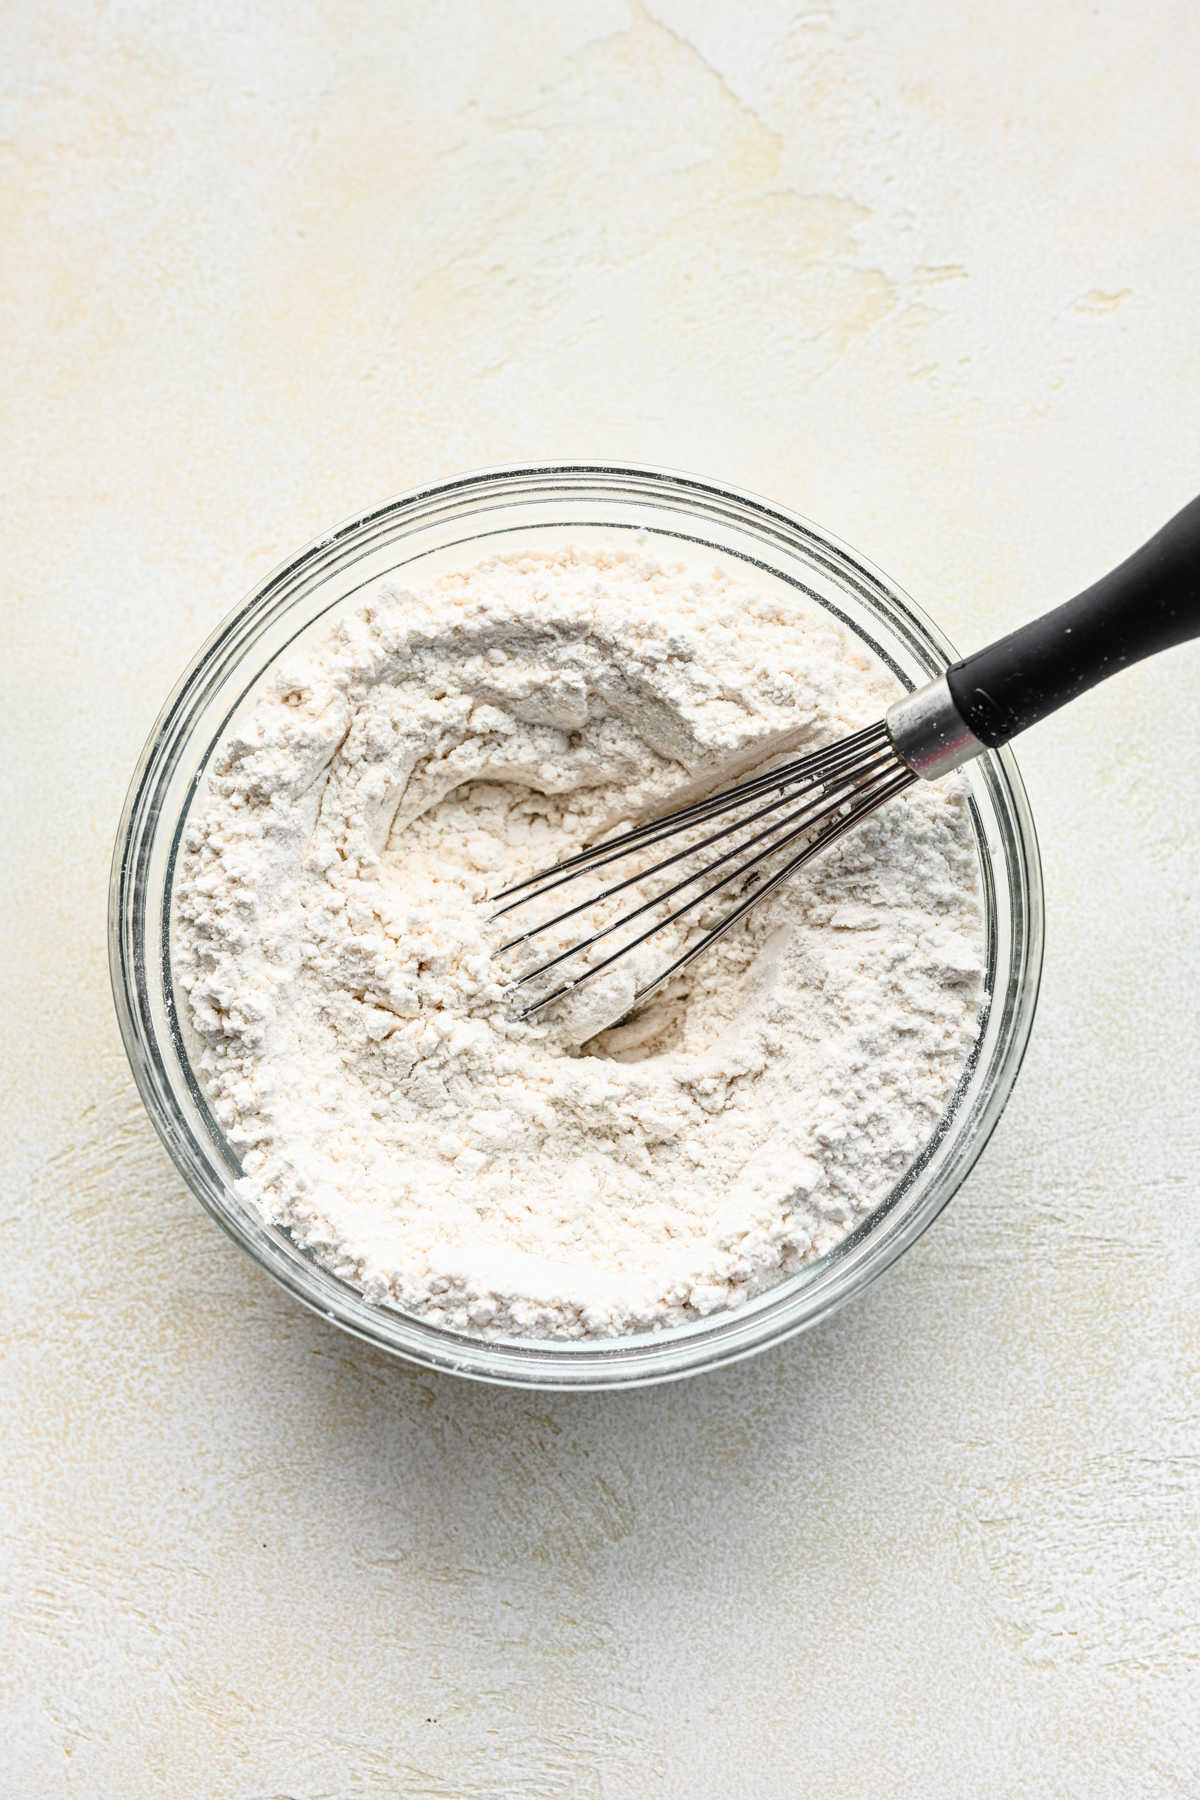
[488,719,915,1023]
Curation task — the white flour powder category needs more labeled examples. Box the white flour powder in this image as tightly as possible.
[176,545,984,1339]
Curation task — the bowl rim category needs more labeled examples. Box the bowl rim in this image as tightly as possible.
[109,460,1044,1388]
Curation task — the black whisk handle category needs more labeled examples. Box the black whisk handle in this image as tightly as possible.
[945,493,1200,748]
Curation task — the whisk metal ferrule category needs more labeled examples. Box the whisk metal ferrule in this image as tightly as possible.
[885,675,986,782]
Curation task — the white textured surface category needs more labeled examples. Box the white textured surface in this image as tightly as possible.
[2,2,1198,1794]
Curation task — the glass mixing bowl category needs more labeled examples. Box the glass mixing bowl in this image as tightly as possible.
[109,464,1043,1388]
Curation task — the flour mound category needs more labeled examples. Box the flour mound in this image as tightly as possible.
[175,546,984,1340]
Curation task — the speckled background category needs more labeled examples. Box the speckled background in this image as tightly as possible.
[3,3,1199,1795]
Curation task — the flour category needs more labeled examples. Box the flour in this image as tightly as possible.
[175,545,985,1339]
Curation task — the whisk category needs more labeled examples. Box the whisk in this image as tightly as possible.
[490,495,1200,1021]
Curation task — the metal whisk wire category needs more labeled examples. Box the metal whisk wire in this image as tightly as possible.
[489,722,915,1021]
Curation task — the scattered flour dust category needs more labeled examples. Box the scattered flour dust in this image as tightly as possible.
[175,544,985,1340]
